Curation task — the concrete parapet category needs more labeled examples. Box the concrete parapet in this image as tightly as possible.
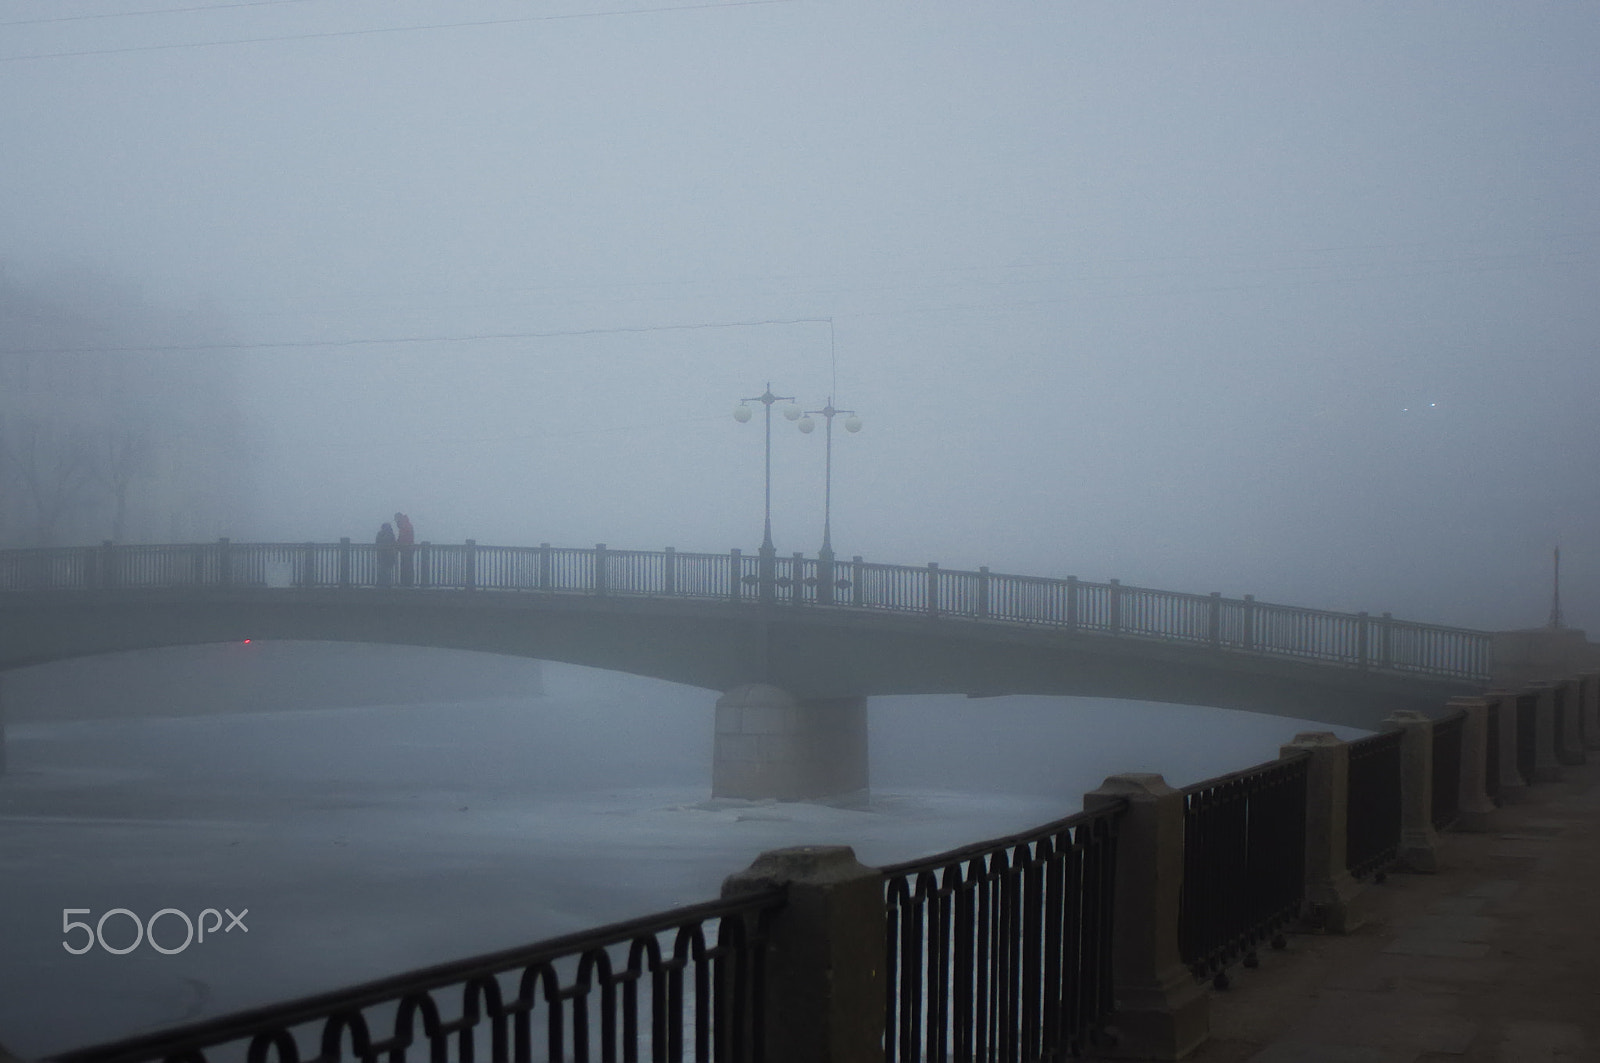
[1280,732,1367,932]
[1445,698,1498,831]
[1526,683,1564,783]
[1084,773,1209,1060]
[712,685,868,802]
[1383,711,1440,873]
[1490,627,1595,688]
[721,845,884,1063]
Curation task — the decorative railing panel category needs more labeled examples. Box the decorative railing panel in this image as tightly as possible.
[881,802,1124,1063]
[854,561,927,613]
[985,573,1069,626]
[1179,755,1308,985]
[1515,693,1537,785]
[1430,711,1465,831]
[51,890,784,1063]
[1345,730,1403,879]
[674,551,731,599]
[542,546,592,593]
[1485,699,1502,803]
[0,541,1494,682]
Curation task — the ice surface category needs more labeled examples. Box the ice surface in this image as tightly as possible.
[0,663,1368,1056]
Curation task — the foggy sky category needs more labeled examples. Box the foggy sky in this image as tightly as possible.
[4,1,1598,629]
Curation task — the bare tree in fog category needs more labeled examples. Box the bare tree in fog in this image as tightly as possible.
[0,268,256,547]
[5,418,98,546]
[97,424,152,542]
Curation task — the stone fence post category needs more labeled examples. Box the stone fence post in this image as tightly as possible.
[721,845,884,1063]
[1383,711,1440,873]
[1083,773,1209,1060]
[1445,697,1498,832]
[1279,733,1365,932]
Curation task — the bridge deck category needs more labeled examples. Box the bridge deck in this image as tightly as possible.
[1182,756,1600,1062]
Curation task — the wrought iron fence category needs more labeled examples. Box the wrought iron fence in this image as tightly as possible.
[1553,683,1583,766]
[1578,677,1592,750]
[1345,730,1403,880]
[1178,755,1309,987]
[50,890,785,1063]
[1430,711,1465,831]
[1485,699,1502,803]
[1515,693,1538,784]
[0,540,1493,682]
[881,801,1125,1063]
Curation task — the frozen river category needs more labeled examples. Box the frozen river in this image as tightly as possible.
[0,663,1368,1057]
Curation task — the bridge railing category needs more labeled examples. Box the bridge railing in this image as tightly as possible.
[0,540,1493,682]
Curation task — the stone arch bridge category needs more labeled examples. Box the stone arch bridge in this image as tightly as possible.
[0,539,1516,799]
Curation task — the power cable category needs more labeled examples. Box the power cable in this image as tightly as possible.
[0,316,832,356]
[0,0,795,64]
[0,0,320,29]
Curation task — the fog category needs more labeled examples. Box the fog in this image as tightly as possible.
[2,1,1598,1054]
[2,2,1596,624]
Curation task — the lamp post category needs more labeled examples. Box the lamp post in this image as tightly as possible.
[796,397,862,604]
[734,383,799,601]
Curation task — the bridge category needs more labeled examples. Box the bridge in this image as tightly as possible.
[0,538,1502,800]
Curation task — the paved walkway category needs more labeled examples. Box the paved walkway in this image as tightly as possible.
[1187,757,1600,1062]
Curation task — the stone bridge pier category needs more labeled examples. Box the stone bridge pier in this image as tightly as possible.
[712,684,868,803]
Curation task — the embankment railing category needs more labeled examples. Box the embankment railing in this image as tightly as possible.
[0,540,1493,682]
[1430,710,1466,831]
[881,801,1124,1062]
[1179,755,1309,987]
[43,672,1587,1063]
[49,890,785,1063]
[1345,729,1404,879]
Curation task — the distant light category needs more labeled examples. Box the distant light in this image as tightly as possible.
[242,639,251,644]
[1430,403,1436,407]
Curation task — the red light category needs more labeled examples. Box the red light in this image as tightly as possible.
[242,639,251,644]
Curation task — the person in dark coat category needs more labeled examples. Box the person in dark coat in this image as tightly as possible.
[394,512,415,586]
[376,522,397,587]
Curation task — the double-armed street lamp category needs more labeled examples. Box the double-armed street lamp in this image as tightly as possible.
[734,383,863,605]
[734,383,800,601]
[795,398,862,603]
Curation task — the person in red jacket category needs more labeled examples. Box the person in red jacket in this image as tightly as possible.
[393,512,415,586]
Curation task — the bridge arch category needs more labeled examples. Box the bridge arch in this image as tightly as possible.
[0,542,1492,798]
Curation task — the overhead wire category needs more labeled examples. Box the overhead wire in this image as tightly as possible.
[5,238,1595,358]
[0,316,834,356]
[0,0,322,29]
[0,0,796,63]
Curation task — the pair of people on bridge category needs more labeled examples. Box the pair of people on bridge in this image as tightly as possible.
[376,512,415,587]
